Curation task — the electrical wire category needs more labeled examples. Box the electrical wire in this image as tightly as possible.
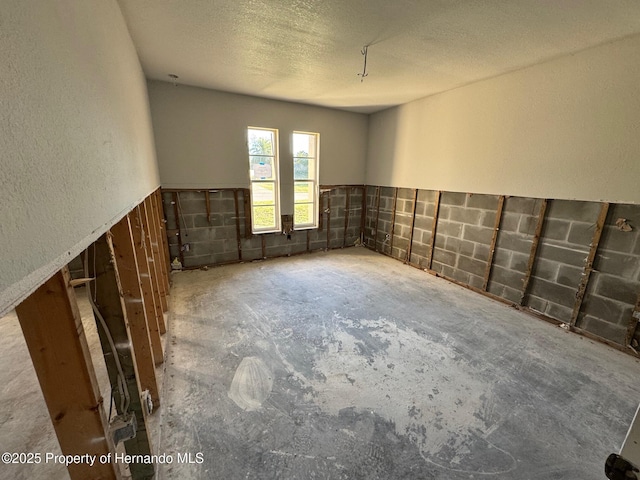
[83,245,131,415]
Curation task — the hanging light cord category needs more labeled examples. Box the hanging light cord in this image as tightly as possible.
[358,45,369,82]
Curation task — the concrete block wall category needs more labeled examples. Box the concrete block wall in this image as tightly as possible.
[161,187,364,269]
[408,190,438,269]
[525,200,602,322]
[580,203,640,344]
[362,186,640,350]
[431,192,500,289]
[488,197,544,304]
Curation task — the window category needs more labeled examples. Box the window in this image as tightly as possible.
[247,127,280,233]
[293,131,319,229]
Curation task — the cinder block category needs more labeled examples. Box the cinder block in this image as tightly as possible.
[449,207,482,225]
[450,268,470,285]
[481,211,498,228]
[438,205,451,220]
[441,192,466,206]
[458,255,486,277]
[526,295,548,313]
[432,248,456,266]
[502,286,522,304]
[183,254,214,268]
[541,218,570,242]
[493,249,512,268]
[420,229,433,246]
[410,252,429,269]
[546,303,572,323]
[509,252,530,273]
[503,196,540,215]
[490,265,524,288]
[531,258,560,282]
[214,251,240,264]
[434,234,446,249]
[537,242,588,267]
[474,243,490,261]
[487,282,505,298]
[556,264,583,288]
[437,220,463,238]
[546,199,602,223]
[414,215,433,232]
[594,250,639,278]
[599,225,637,254]
[500,213,520,233]
[528,277,576,308]
[462,225,493,245]
[417,190,437,203]
[579,315,627,345]
[467,274,485,290]
[594,274,639,305]
[567,222,596,246]
[466,194,499,210]
[518,215,539,236]
[411,243,429,260]
[581,294,630,324]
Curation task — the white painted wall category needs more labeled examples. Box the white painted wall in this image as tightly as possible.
[148,81,368,213]
[0,0,160,316]
[367,34,640,204]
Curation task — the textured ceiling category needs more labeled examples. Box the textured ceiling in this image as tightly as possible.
[117,0,640,113]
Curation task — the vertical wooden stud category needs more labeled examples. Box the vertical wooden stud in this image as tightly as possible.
[234,189,243,261]
[204,190,211,223]
[171,192,185,267]
[154,190,172,283]
[570,202,610,327]
[520,199,548,306]
[131,207,164,365]
[261,235,266,259]
[326,192,331,250]
[110,214,160,407]
[360,186,367,241]
[15,267,118,480]
[625,291,640,347]
[374,186,381,252]
[427,191,441,270]
[343,188,351,248]
[405,189,418,265]
[483,195,505,291]
[145,197,168,313]
[389,187,398,256]
[141,201,166,334]
[243,189,253,238]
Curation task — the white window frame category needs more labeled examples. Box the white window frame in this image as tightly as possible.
[293,131,320,230]
[247,127,281,234]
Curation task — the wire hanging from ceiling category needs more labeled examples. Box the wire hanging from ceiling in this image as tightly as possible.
[358,45,369,82]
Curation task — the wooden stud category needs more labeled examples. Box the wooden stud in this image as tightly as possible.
[205,190,211,223]
[149,194,170,303]
[570,202,610,327]
[171,192,185,267]
[306,229,310,252]
[131,207,164,366]
[326,192,331,250]
[405,189,419,264]
[374,186,381,251]
[389,187,398,257]
[145,196,168,312]
[360,186,367,241]
[625,291,640,347]
[343,188,351,248]
[154,190,172,283]
[261,235,266,259]
[234,189,243,261]
[15,267,118,480]
[243,189,252,238]
[482,195,505,291]
[110,214,160,407]
[141,201,166,334]
[520,199,548,306]
[89,234,155,479]
[427,191,441,270]
[318,191,324,231]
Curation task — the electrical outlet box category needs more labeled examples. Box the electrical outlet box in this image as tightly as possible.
[110,413,137,445]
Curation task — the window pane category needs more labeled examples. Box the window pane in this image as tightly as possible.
[294,182,314,203]
[248,129,274,155]
[253,206,276,229]
[250,156,275,180]
[295,203,314,226]
[251,182,275,205]
[294,157,316,180]
[293,133,316,158]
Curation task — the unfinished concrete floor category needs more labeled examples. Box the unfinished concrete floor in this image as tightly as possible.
[158,247,640,479]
